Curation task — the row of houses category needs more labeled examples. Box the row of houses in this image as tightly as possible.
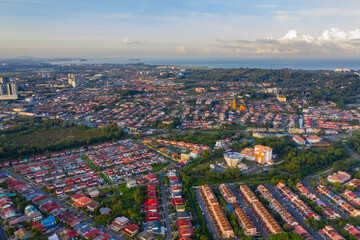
[0,139,130,169]
[167,169,193,238]
[319,226,345,240]
[156,139,211,151]
[200,184,234,239]
[232,204,258,237]
[275,182,320,221]
[342,190,360,207]
[296,182,341,220]
[219,184,237,204]
[218,183,258,237]
[257,185,313,240]
[0,172,111,240]
[238,185,283,236]
[344,223,360,239]
[143,177,162,235]
[345,178,360,190]
[317,185,360,217]
[257,185,298,227]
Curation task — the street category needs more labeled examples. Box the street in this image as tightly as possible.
[5,170,125,240]
[343,142,360,161]
[0,222,7,240]
[228,184,268,239]
[264,184,322,240]
[302,180,347,219]
[193,187,219,240]
[159,170,172,240]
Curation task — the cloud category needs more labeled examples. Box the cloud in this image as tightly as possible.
[256,4,276,8]
[214,28,360,56]
[122,38,143,45]
[274,11,300,22]
[174,45,187,54]
[281,30,314,43]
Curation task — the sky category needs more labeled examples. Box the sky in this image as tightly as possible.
[1,0,360,59]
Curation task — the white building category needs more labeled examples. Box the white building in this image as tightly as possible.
[224,152,243,168]
[215,140,226,148]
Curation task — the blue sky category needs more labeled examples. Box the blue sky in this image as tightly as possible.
[1,0,360,59]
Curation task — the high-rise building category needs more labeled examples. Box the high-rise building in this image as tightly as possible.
[0,83,18,100]
[254,145,273,164]
[240,145,273,165]
[0,77,9,84]
[68,74,83,88]
[11,83,18,96]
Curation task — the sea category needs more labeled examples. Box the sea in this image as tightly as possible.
[46,58,360,70]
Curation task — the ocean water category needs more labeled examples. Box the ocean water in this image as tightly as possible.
[47,58,360,70]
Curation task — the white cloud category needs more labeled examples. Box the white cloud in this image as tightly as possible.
[274,11,300,22]
[214,28,360,56]
[174,45,187,54]
[274,8,360,22]
[280,28,360,43]
[281,29,314,43]
[122,38,142,45]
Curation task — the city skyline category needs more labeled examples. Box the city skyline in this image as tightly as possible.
[1,0,360,59]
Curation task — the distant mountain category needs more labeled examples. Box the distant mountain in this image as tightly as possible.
[0,57,88,62]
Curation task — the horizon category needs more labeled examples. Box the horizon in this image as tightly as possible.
[3,56,360,71]
[1,0,360,59]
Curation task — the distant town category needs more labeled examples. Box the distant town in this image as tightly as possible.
[0,62,360,240]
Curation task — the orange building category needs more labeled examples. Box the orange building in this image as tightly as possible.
[277,94,286,102]
[254,145,273,165]
[229,96,247,111]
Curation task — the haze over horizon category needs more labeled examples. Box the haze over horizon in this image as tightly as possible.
[1,0,360,59]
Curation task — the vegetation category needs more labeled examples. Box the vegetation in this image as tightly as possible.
[276,141,349,177]
[151,162,170,173]
[150,117,181,131]
[184,68,360,107]
[168,131,239,146]
[347,135,360,155]
[180,149,276,186]
[0,118,126,161]
[94,185,146,226]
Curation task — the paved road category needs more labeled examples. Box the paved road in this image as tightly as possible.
[0,222,8,240]
[5,170,125,240]
[193,187,219,240]
[343,143,360,161]
[159,171,172,240]
[228,184,268,239]
[302,180,347,219]
[264,184,321,240]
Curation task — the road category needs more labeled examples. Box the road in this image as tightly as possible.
[264,184,321,240]
[0,222,7,240]
[228,184,268,239]
[343,142,360,161]
[302,180,347,219]
[5,170,125,240]
[193,187,219,240]
[159,171,172,240]
[327,133,359,161]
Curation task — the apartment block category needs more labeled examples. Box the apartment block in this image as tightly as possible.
[232,204,258,236]
[219,184,237,204]
[200,185,234,239]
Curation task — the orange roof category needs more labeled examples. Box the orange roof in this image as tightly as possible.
[74,196,93,207]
